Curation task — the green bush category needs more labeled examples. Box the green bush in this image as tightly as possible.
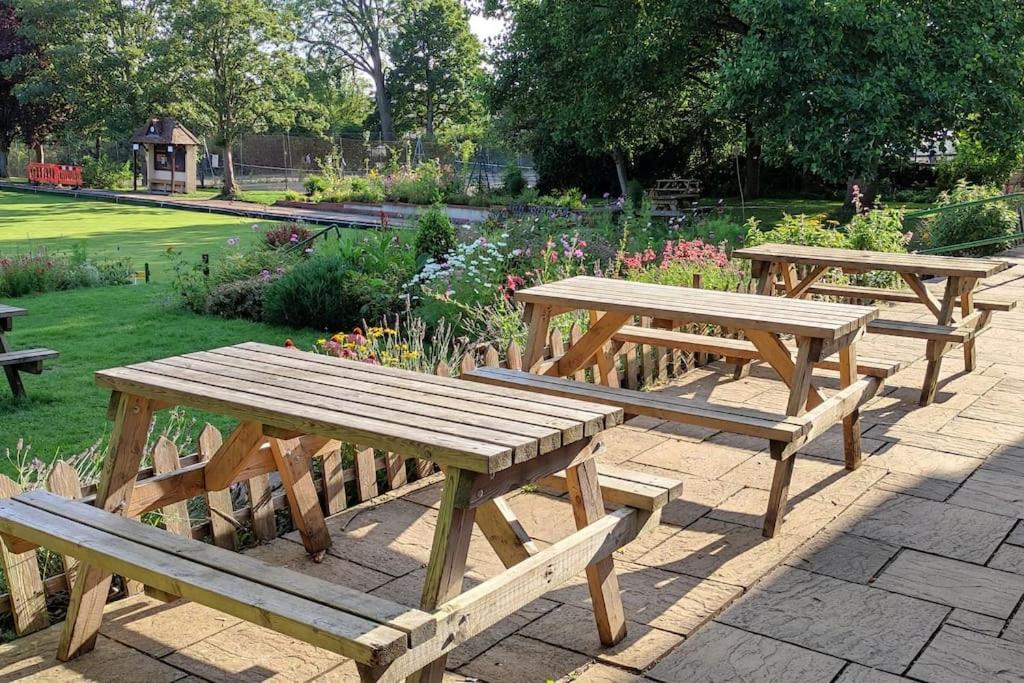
[927,181,1019,255]
[95,257,135,286]
[935,135,1022,191]
[626,179,645,209]
[414,206,457,261]
[283,189,304,202]
[206,278,267,321]
[304,175,329,195]
[745,214,847,249]
[263,255,399,330]
[389,161,447,205]
[681,216,748,248]
[81,156,132,189]
[502,162,526,196]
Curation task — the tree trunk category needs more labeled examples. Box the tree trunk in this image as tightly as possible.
[744,123,762,199]
[222,144,237,197]
[370,46,395,141]
[425,96,434,140]
[94,136,101,160]
[0,140,10,178]
[33,142,44,163]
[612,149,628,197]
[846,177,877,210]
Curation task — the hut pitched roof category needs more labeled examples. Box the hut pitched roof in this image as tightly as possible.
[131,118,200,146]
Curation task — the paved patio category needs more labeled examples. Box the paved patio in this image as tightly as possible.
[4,251,1024,682]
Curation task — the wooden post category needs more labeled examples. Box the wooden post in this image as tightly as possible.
[921,277,961,406]
[0,475,48,636]
[354,447,379,502]
[569,322,587,381]
[838,342,862,471]
[198,424,237,550]
[961,278,978,372]
[268,437,332,558]
[506,340,523,371]
[151,437,192,538]
[59,393,154,661]
[321,446,348,515]
[46,462,83,588]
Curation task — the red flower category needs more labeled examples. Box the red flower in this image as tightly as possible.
[284,339,295,348]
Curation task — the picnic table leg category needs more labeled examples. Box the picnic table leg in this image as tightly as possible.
[838,341,862,471]
[565,457,627,645]
[961,278,978,372]
[268,437,332,558]
[413,467,478,683]
[522,303,552,372]
[58,392,155,661]
[0,334,25,399]
[475,497,538,568]
[753,335,822,538]
[920,276,961,406]
[752,260,777,296]
[588,310,621,388]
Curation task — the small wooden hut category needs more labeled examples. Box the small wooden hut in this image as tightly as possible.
[131,118,200,193]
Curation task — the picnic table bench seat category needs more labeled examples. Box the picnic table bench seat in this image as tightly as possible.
[0,304,58,398]
[802,283,1019,312]
[0,491,433,669]
[610,325,906,378]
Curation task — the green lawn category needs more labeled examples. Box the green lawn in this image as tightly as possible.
[0,191,373,476]
[0,190,273,278]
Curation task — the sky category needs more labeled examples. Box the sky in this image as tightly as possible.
[470,14,507,43]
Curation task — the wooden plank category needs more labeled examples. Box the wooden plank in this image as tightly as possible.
[867,318,973,343]
[0,348,59,366]
[0,476,47,635]
[198,424,237,551]
[474,498,538,568]
[0,498,408,666]
[150,438,192,538]
[321,447,348,515]
[233,342,620,432]
[763,448,796,538]
[540,465,682,511]
[95,365,514,474]
[516,276,878,340]
[268,438,331,557]
[245,472,278,542]
[785,265,829,299]
[414,468,478,682]
[59,392,154,661]
[786,338,820,417]
[385,453,408,491]
[20,491,437,648]
[46,462,83,587]
[522,303,552,372]
[587,311,622,388]
[961,278,978,371]
[564,457,626,646]
[354,447,379,502]
[202,421,265,491]
[921,277,961,406]
[464,367,805,442]
[736,243,1009,278]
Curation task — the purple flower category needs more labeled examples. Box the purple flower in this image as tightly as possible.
[290,233,299,242]
[259,269,272,282]
[603,192,610,199]
[227,237,240,246]
[275,266,286,274]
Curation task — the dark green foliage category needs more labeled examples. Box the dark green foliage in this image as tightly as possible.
[626,179,645,209]
[502,162,526,195]
[263,254,399,330]
[936,135,1023,191]
[414,205,457,261]
[928,182,1019,255]
[206,278,267,321]
[303,175,329,195]
[81,156,132,189]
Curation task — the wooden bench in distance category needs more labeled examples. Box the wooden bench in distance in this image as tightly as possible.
[804,283,1019,312]
[611,326,904,378]
[0,348,58,398]
[0,491,434,668]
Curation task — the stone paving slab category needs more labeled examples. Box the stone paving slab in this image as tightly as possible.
[718,567,949,673]
[833,663,907,683]
[99,595,240,659]
[784,531,898,584]
[862,423,994,458]
[646,621,845,683]
[866,443,981,483]
[1010,521,1024,546]
[990,544,1024,575]
[873,549,1024,619]
[907,625,1024,682]
[457,634,592,682]
[946,609,1005,637]
[871,471,960,502]
[836,490,1014,562]
[948,468,1024,519]
[630,438,756,480]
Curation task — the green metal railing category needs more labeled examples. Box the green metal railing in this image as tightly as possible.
[905,192,1024,255]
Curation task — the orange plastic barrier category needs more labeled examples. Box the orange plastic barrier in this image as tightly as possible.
[27,162,83,188]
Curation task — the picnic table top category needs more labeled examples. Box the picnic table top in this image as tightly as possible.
[0,304,27,319]
[94,342,622,475]
[735,243,1010,278]
[515,276,878,340]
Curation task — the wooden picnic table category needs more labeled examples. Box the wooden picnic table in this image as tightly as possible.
[39,342,687,681]
[512,276,880,535]
[735,243,1013,405]
[0,304,57,398]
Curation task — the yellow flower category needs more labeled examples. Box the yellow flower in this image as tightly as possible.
[317,338,326,346]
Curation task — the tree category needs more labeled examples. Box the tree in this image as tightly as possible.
[491,0,732,195]
[168,0,303,196]
[719,0,1024,187]
[388,0,483,139]
[15,0,172,154]
[298,57,373,138]
[295,0,399,140]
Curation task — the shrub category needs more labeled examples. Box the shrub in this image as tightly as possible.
[206,278,267,321]
[502,162,526,196]
[0,251,132,296]
[81,155,132,189]
[677,216,747,249]
[95,257,135,286]
[349,175,386,203]
[745,214,847,249]
[304,175,329,195]
[927,181,1018,256]
[263,255,400,330]
[282,189,303,202]
[626,179,645,210]
[263,223,313,249]
[388,161,448,205]
[935,135,1022,191]
[414,206,457,261]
